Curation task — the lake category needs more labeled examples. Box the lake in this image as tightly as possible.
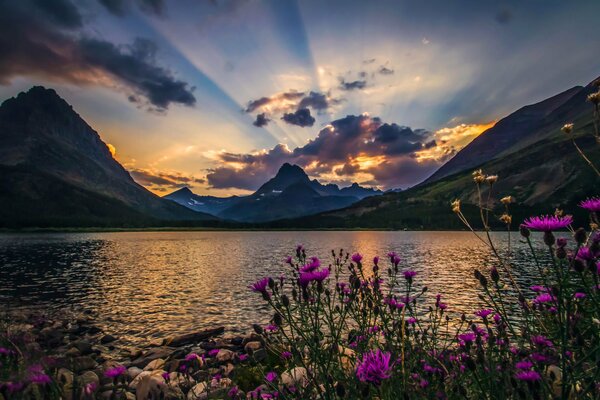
[0,231,548,347]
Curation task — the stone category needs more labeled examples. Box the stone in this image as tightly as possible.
[134,370,166,400]
[187,382,208,400]
[65,347,80,357]
[252,349,267,362]
[72,356,98,372]
[72,340,94,355]
[100,334,117,344]
[215,349,235,363]
[130,347,175,368]
[243,341,262,354]
[281,367,308,389]
[79,371,100,389]
[164,327,225,347]
[57,368,75,400]
[144,358,166,371]
[127,366,143,380]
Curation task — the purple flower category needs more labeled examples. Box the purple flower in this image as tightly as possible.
[298,268,330,287]
[531,335,553,347]
[522,215,573,232]
[356,349,393,386]
[239,354,248,361]
[575,247,595,261]
[351,253,363,263]
[515,360,533,370]
[530,285,548,293]
[285,256,293,264]
[162,372,170,381]
[574,292,586,299]
[228,386,239,398]
[281,351,292,360]
[264,324,278,332]
[534,293,555,304]
[84,382,97,395]
[265,371,278,383]
[250,277,270,295]
[556,238,568,248]
[29,372,51,385]
[406,317,416,325]
[185,353,199,361]
[0,347,13,356]
[373,256,379,265]
[6,382,24,393]
[208,349,220,357]
[458,333,476,343]
[403,270,417,280]
[515,370,541,382]
[475,309,493,318]
[580,197,600,212]
[104,365,126,379]
[384,297,405,310]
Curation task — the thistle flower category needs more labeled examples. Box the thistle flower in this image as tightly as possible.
[249,277,270,298]
[298,268,330,287]
[580,197,600,212]
[281,351,292,360]
[499,213,512,224]
[485,175,498,185]
[403,270,417,279]
[265,371,278,383]
[475,309,493,318]
[208,349,220,357]
[588,91,600,105]
[515,360,533,370]
[561,123,574,134]
[500,196,514,205]
[515,370,541,382]
[472,169,486,184]
[300,257,321,273]
[451,199,461,213]
[458,333,476,343]
[355,349,393,386]
[351,253,363,263]
[522,215,573,232]
[104,365,126,378]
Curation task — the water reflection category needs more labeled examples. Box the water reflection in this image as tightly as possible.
[0,231,552,347]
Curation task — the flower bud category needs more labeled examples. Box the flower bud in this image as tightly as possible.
[543,231,555,247]
[574,228,587,244]
[490,267,500,283]
[520,225,530,238]
[273,313,283,326]
[281,294,290,307]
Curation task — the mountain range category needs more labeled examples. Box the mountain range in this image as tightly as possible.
[0,75,598,228]
[163,163,382,222]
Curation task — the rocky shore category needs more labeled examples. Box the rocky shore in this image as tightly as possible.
[1,310,283,399]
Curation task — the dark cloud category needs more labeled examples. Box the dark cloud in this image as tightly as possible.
[253,113,270,127]
[32,0,82,29]
[281,108,315,127]
[339,79,367,91]
[297,91,330,111]
[245,91,304,113]
[98,0,166,16]
[130,168,204,191]
[0,1,195,111]
[79,37,196,109]
[206,114,438,190]
[378,66,394,75]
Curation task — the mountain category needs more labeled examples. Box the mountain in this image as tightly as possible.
[269,76,600,229]
[164,163,382,222]
[0,86,216,227]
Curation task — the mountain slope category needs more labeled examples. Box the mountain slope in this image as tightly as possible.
[163,187,243,215]
[0,86,215,227]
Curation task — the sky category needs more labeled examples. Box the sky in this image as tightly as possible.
[1,0,599,196]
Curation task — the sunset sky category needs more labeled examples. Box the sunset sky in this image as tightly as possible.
[1,0,599,195]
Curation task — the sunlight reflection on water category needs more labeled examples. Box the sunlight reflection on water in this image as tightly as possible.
[0,231,552,346]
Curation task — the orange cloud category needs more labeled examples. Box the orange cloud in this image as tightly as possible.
[106,143,116,157]
[415,121,495,162]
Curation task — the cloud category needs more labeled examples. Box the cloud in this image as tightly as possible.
[253,113,270,127]
[98,0,166,16]
[281,108,315,127]
[129,168,205,192]
[297,91,331,111]
[245,91,304,113]
[206,114,440,190]
[415,121,495,162]
[378,66,394,75]
[0,1,194,111]
[339,79,367,91]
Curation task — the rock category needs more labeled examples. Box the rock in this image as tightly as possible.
[39,327,64,346]
[187,382,208,400]
[167,372,195,387]
[87,325,102,335]
[216,349,235,363]
[164,327,225,347]
[100,334,117,344]
[65,347,80,357]
[244,341,262,354]
[135,370,166,400]
[281,367,308,389]
[72,340,94,355]
[57,368,75,400]
[72,356,98,373]
[144,358,166,371]
[252,349,267,362]
[221,363,235,377]
[127,366,143,379]
[79,371,100,389]
[130,347,175,368]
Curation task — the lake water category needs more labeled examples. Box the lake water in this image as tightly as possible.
[0,231,549,347]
